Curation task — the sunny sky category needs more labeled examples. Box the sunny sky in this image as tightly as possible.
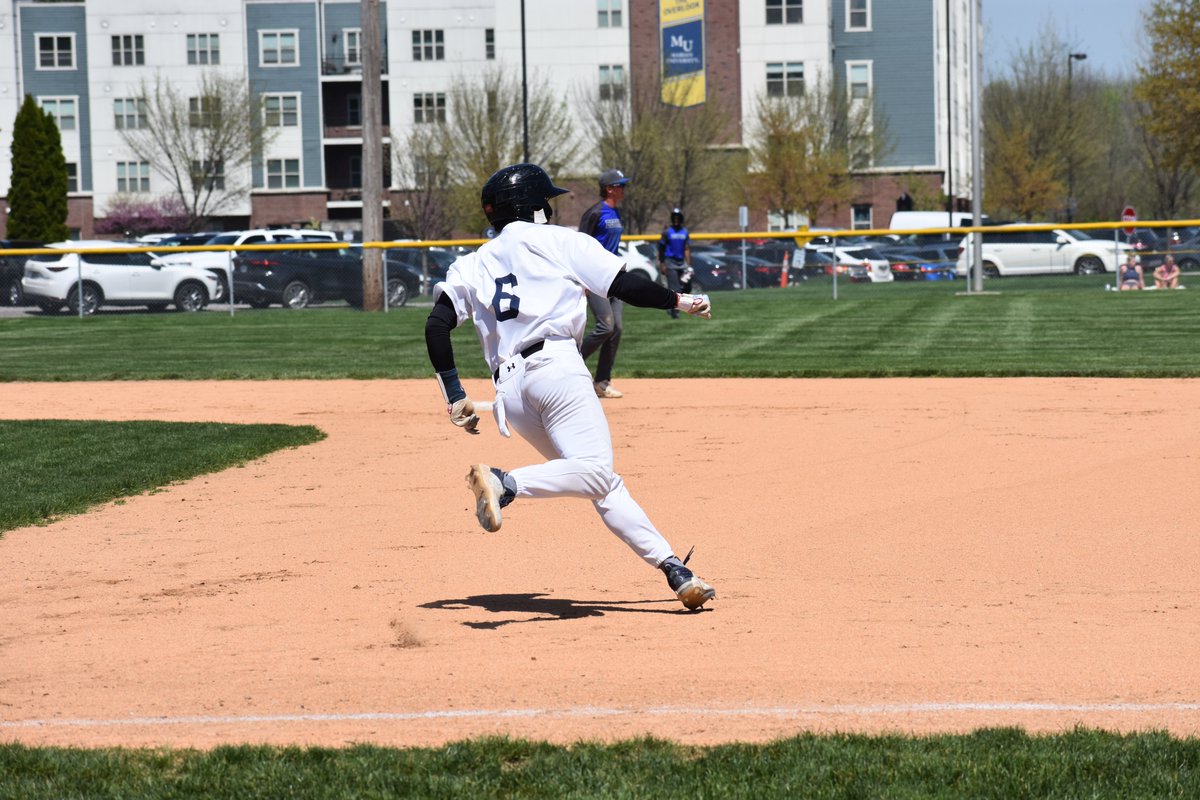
[983,0,1153,79]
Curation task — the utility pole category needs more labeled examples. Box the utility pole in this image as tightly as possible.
[1065,52,1087,224]
[361,0,384,310]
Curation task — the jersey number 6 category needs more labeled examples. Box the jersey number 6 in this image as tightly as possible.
[491,274,521,321]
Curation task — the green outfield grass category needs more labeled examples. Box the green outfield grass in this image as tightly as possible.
[1,274,1197,380]
[1,729,1198,799]
[0,420,324,534]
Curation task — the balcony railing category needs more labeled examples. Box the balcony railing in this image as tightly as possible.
[321,56,388,76]
[324,124,389,140]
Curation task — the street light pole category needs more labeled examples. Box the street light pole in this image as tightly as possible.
[520,0,529,162]
[1066,51,1087,223]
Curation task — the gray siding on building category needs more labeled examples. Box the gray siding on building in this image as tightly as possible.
[18,3,93,192]
[246,2,323,188]
[833,0,936,167]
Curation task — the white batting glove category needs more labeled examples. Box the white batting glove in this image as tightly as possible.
[448,397,480,434]
[676,292,712,319]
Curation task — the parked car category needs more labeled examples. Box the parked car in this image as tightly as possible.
[712,253,783,288]
[1166,233,1200,270]
[955,226,1131,277]
[152,232,223,248]
[616,240,660,282]
[908,246,958,280]
[816,246,894,283]
[232,246,419,309]
[159,228,340,300]
[788,246,837,280]
[1,239,43,306]
[687,252,743,291]
[21,241,219,315]
[384,246,460,290]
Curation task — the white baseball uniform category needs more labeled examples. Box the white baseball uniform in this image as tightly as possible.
[433,220,675,567]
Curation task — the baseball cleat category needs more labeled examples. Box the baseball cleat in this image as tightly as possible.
[594,380,624,399]
[661,558,716,610]
[466,464,514,533]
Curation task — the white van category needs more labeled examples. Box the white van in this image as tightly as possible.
[955,225,1131,277]
[889,211,988,245]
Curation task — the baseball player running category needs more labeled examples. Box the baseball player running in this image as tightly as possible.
[423,163,717,611]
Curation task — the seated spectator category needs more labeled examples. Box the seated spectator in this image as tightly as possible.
[1119,254,1144,291]
[1154,254,1181,289]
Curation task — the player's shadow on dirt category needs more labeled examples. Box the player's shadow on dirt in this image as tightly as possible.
[420,592,699,629]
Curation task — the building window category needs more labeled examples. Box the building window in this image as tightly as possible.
[117,161,150,193]
[598,0,623,27]
[599,65,625,101]
[343,29,362,65]
[485,28,495,60]
[189,96,222,128]
[266,158,301,189]
[347,93,362,126]
[412,29,444,61]
[851,205,873,229]
[349,155,363,188]
[36,34,75,69]
[848,61,872,99]
[260,30,298,66]
[112,34,145,66]
[114,98,148,130]
[187,33,220,65]
[767,210,806,231]
[264,94,299,127]
[66,163,78,193]
[191,160,225,191]
[847,0,870,30]
[766,62,804,97]
[766,0,802,24]
[39,97,77,131]
[413,92,446,123]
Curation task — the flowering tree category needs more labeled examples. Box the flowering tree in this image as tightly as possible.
[95,195,191,238]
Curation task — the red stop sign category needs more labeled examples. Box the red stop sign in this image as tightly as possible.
[1122,206,1137,235]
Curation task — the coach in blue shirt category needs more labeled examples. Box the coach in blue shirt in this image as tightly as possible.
[578,168,631,399]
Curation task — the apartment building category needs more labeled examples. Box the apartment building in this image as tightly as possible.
[0,0,975,237]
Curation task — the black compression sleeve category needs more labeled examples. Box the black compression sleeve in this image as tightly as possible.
[424,294,459,373]
[608,269,677,310]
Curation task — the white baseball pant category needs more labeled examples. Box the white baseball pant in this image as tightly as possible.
[491,337,674,567]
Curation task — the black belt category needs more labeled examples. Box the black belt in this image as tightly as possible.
[493,340,544,381]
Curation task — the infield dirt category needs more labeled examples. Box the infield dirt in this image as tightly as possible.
[1,379,1197,748]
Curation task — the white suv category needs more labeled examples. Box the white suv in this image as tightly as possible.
[158,229,340,300]
[956,226,1131,277]
[22,242,222,315]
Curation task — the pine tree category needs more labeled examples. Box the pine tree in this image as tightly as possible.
[8,94,69,242]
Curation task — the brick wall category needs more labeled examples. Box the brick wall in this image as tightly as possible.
[251,193,330,229]
[0,197,94,241]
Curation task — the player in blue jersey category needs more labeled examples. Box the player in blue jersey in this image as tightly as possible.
[578,169,631,398]
[657,208,692,319]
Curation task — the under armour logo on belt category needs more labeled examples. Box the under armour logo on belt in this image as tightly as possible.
[505,363,517,373]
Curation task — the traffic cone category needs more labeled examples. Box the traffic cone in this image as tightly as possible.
[780,249,790,288]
